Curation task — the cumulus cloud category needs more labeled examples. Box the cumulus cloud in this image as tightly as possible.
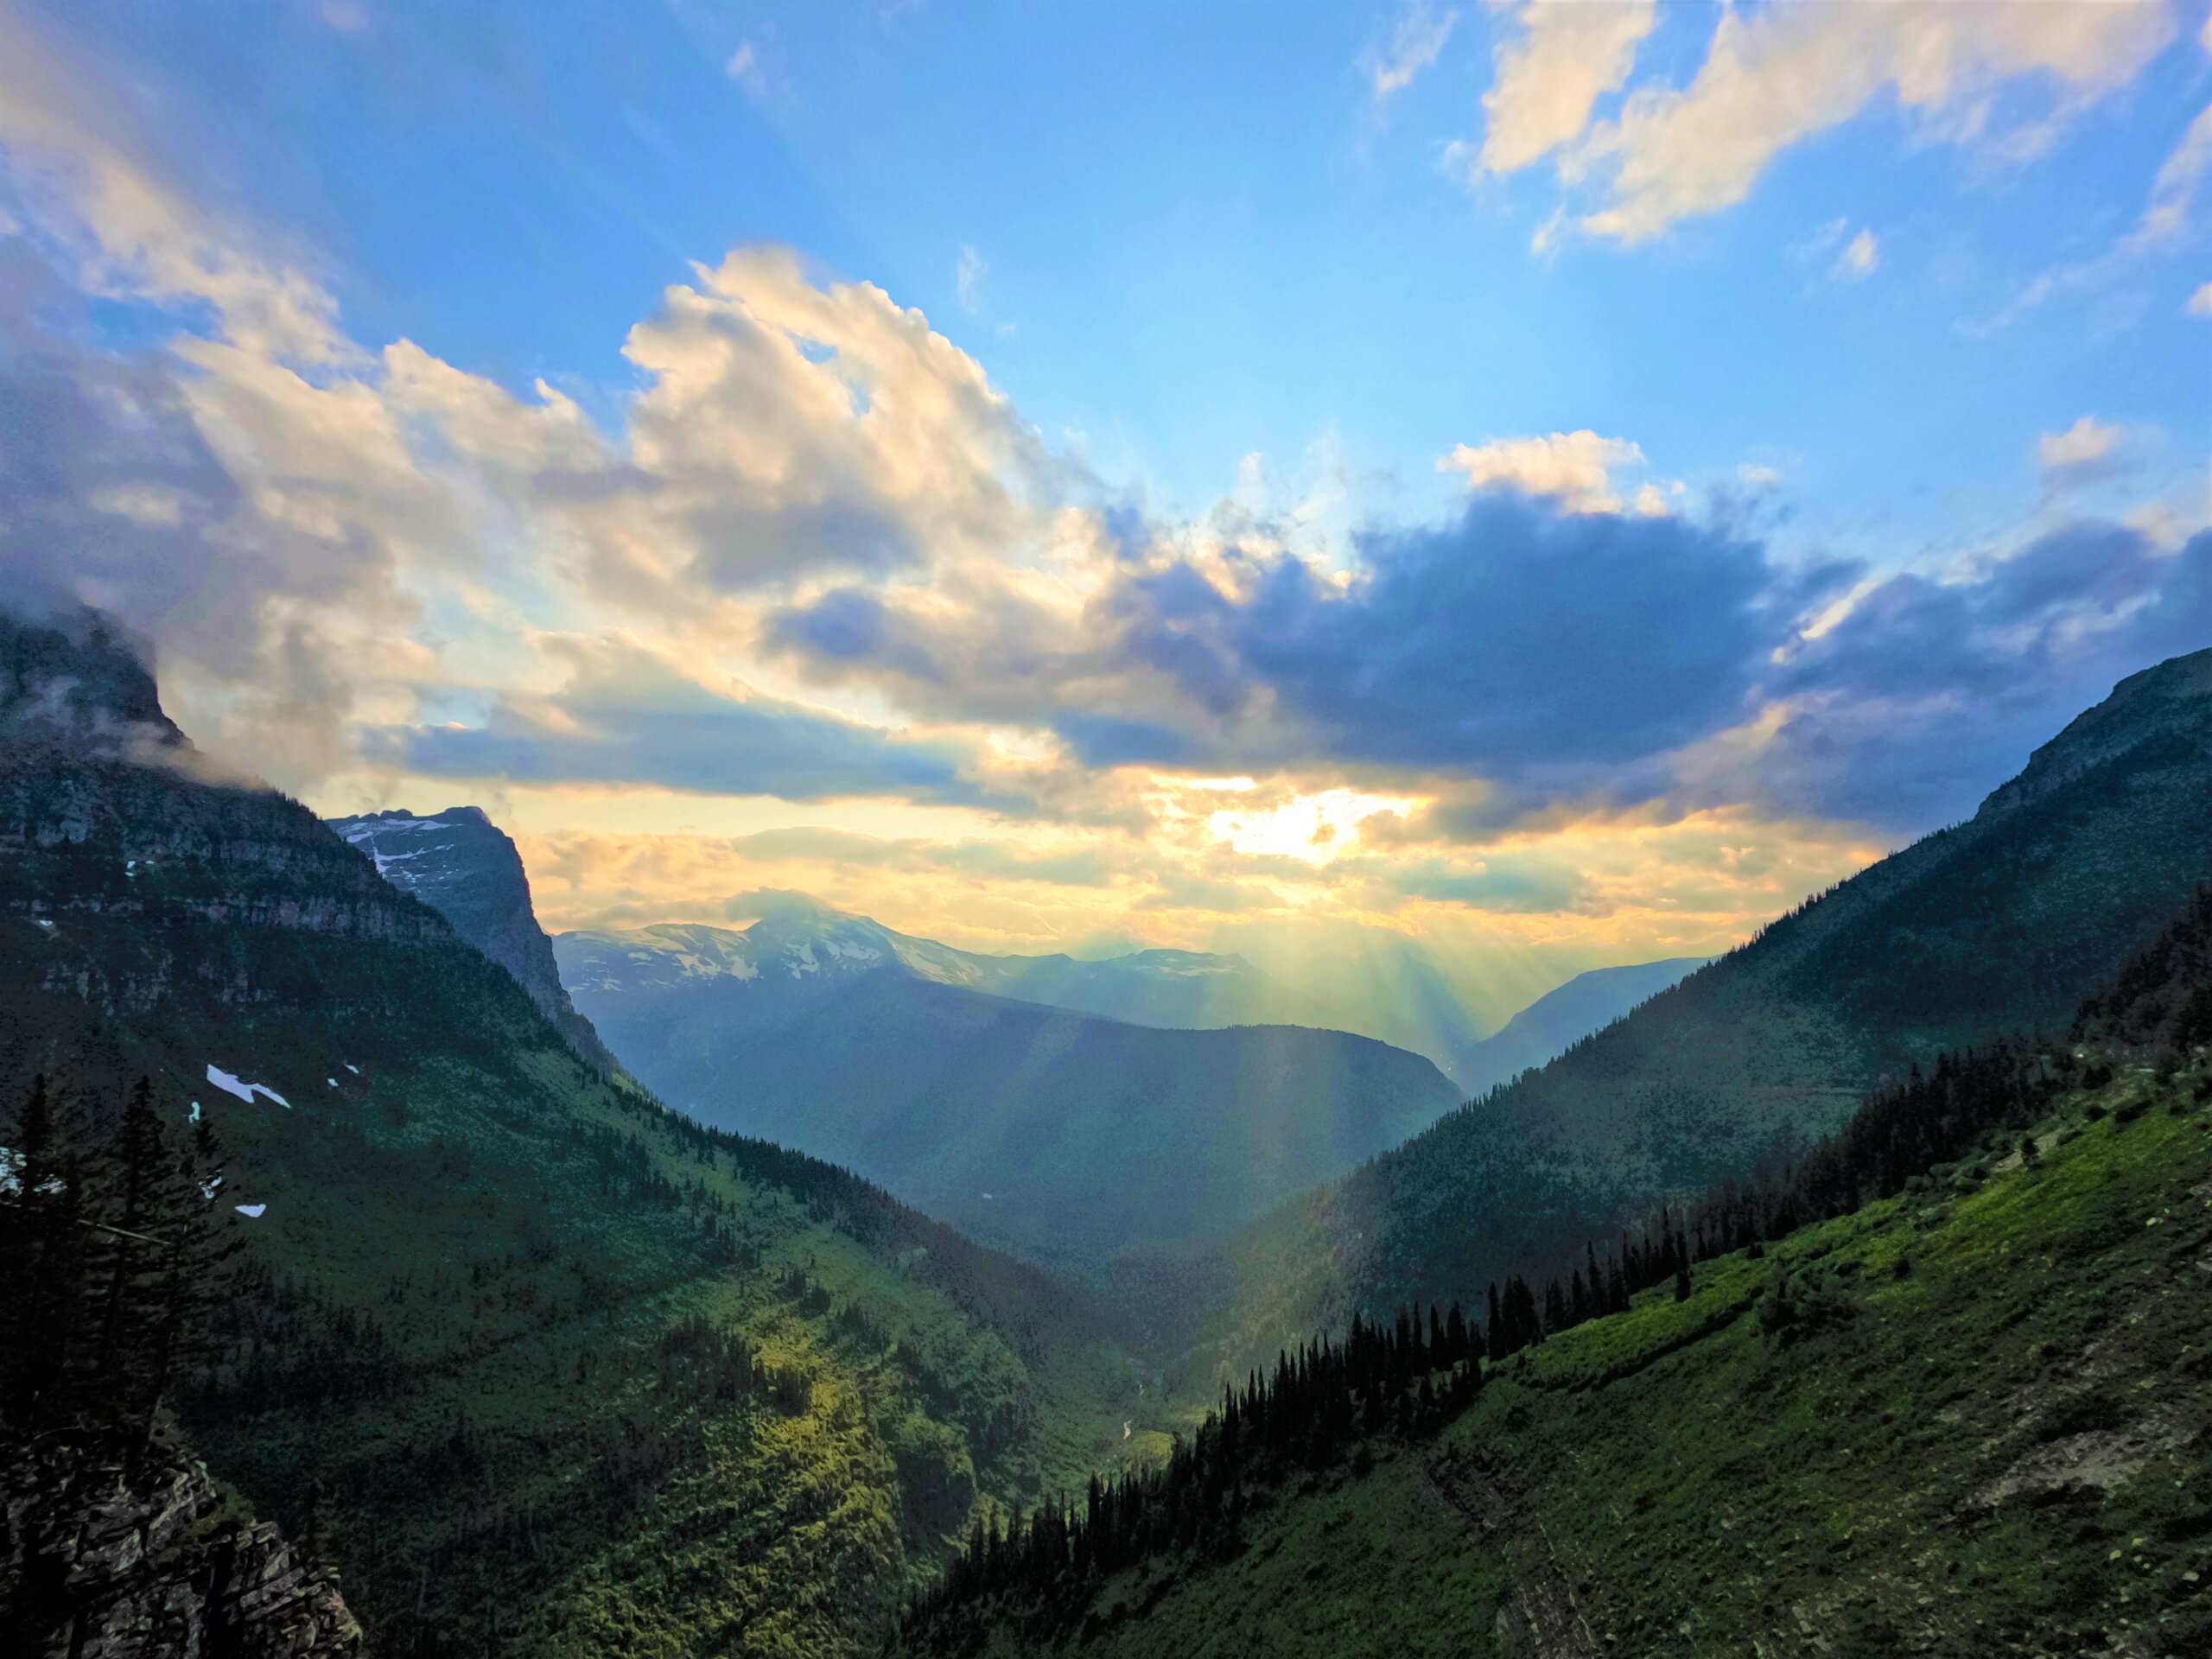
[1368,3,1458,103]
[1475,0,1655,175]
[2036,416,2129,486]
[1560,2,2173,244]
[1439,429,1649,514]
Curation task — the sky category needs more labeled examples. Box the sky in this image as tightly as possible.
[1,0,2208,1028]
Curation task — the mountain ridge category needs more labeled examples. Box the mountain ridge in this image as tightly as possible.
[1189,645,2212,1376]
[0,608,1141,1657]
[556,913,1462,1268]
[326,804,618,1073]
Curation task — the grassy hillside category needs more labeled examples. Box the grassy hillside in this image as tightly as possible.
[0,613,1149,1657]
[907,1052,2212,1657]
[1191,648,2212,1373]
[562,930,1459,1269]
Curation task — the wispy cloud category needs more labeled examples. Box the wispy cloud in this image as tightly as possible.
[725,39,767,99]
[1367,3,1457,104]
[1471,2,2173,246]
[1832,227,1879,283]
[1974,102,2212,332]
[956,243,986,314]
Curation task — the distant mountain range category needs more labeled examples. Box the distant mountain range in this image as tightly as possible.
[556,905,1461,1266]
[324,805,616,1073]
[1196,645,2212,1364]
[1449,956,1709,1096]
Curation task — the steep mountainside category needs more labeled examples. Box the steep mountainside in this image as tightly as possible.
[899,893,2212,1659]
[558,912,1459,1268]
[325,806,616,1073]
[0,610,1139,1658]
[1198,648,2212,1370]
[1450,957,1708,1096]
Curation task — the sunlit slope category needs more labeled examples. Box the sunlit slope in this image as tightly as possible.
[562,921,1461,1266]
[0,613,1138,1657]
[918,1064,2212,1658]
[1206,647,2212,1359]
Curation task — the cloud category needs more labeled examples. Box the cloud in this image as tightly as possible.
[2189,281,2212,316]
[0,6,347,363]
[611,247,1061,594]
[956,244,986,315]
[725,41,767,98]
[1563,3,2174,244]
[1713,521,2212,829]
[1368,3,1458,103]
[2036,415,2129,486]
[368,634,1007,809]
[1103,498,1783,783]
[1832,227,1879,283]
[1475,0,1655,174]
[1974,100,2211,330]
[1439,429,1649,514]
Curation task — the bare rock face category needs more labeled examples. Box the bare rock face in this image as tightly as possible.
[1,1439,362,1657]
[326,805,617,1073]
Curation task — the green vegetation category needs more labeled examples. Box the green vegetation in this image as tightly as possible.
[0,612,1151,1656]
[904,1059,2212,1656]
[1185,647,2212,1380]
[893,995,2212,1654]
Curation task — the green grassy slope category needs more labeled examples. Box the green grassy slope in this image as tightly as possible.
[1191,648,2212,1376]
[0,613,1148,1657]
[930,1070,2212,1658]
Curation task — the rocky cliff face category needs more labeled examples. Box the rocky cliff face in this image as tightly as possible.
[2,1439,361,1658]
[327,806,617,1073]
[0,613,463,1024]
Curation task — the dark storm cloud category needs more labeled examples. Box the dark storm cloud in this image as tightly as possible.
[1745,523,2212,830]
[1099,497,1788,774]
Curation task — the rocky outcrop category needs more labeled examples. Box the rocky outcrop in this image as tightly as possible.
[1427,1456,1602,1659]
[327,806,617,1073]
[2,1439,361,1657]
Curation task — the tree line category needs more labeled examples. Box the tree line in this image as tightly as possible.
[1,1074,242,1453]
[903,886,2212,1648]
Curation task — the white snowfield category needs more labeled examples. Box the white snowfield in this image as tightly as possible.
[205,1065,291,1109]
[235,1203,267,1219]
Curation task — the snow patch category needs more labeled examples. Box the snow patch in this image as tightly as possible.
[35,919,54,930]
[206,1065,291,1109]
[345,1064,359,1075]
[235,1203,266,1219]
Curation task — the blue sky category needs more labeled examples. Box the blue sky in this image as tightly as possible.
[2,0,2209,1022]
[38,0,2209,532]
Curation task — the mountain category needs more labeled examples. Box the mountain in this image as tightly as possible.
[1449,957,1709,1096]
[566,895,1345,1033]
[555,906,1461,1266]
[324,805,617,1074]
[896,901,2212,1657]
[0,609,1140,1658]
[1195,647,2212,1368]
